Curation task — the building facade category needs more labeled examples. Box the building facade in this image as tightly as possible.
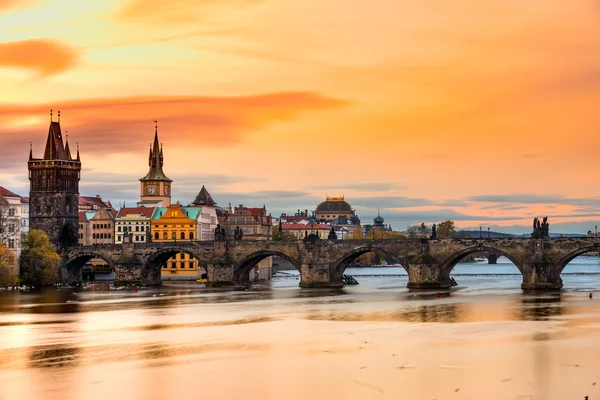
[78,207,115,246]
[190,185,218,241]
[28,115,81,248]
[151,204,203,278]
[114,207,154,244]
[222,204,272,240]
[0,187,25,274]
[139,123,171,207]
[280,223,332,240]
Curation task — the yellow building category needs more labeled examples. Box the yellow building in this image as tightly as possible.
[151,204,203,278]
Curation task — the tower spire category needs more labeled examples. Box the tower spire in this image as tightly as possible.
[65,132,72,160]
[50,109,53,122]
[58,110,60,123]
[76,142,80,161]
[29,142,32,160]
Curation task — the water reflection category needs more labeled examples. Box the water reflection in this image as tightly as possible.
[28,345,80,368]
[518,293,564,321]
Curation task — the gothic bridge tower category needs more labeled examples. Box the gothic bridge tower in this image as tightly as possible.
[28,111,81,248]
[139,121,172,206]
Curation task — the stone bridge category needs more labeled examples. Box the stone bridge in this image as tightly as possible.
[61,237,600,290]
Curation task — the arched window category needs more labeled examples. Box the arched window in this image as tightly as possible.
[163,232,168,240]
[172,232,176,240]
[155,232,159,240]
[189,232,194,240]
[181,232,185,240]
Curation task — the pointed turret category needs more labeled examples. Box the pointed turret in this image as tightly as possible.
[43,121,67,160]
[29,142,33,161]
[64,135,72,160]
[140,121,172,182]
[192,185,216,206]
[76,143,80,161]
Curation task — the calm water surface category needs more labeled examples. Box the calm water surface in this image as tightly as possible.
[1,256,600,399]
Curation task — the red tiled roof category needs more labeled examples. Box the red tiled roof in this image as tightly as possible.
[0,186,21,198]
[79,195,110,208]
[282,223,331,230]
[20,196,29,203]
[116,207,154,218]
[78,212,88,221]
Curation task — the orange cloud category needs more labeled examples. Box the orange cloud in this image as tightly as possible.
[0,39,77,76]
[0,91,346,158]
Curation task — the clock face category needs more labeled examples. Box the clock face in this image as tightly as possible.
[147,186,156,195]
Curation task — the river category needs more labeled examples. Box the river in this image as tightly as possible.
[1,257,600,399]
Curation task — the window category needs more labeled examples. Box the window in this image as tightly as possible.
[135,226,139,232]
[108,233,111,239]
[118,236,122,242]
[179,262,184,269]
[189,262,194,269]
[172,232,176,240]
[8,208,15,216]
[8,239,14,249]
[189,232,194,240]
[140,236,144,242]
[9,224,15,233]
[163,232,168,240]
[118,226,121,232]
[154,232,159,240]
[180,232,185,240]
[170,262,176,269]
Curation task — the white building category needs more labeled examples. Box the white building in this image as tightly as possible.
[190,185,218,241]
[0,187,25,273]
[114,206,154,244]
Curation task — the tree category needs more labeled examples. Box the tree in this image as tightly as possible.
[437,220,457,239]
[406,225,419,239]
[0,242,17,287]
[419,223,431,238]
[20,229,61,287]
[351,226,363,239]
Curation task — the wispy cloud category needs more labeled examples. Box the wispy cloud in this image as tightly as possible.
[0,92,347,164]
[116,0,261,24]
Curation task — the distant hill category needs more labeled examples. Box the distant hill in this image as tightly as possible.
[457,230,586,238]
[457,230,516,238]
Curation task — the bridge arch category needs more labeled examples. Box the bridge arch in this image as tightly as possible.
[62,251,115,283]
[441,246,523,275]
[331,246,402,281]
[143,247,208,282]
[234,250,300,284]
[554,244,600,274]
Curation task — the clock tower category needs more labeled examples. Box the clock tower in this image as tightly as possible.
[139,122,172,206]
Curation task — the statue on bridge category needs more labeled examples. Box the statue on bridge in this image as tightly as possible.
[233,226,244,240]
[215,224,228,241]
[532,217,550,238]
[431,223,437,240]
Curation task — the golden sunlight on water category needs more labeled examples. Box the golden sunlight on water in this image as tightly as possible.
[1,269,600,400]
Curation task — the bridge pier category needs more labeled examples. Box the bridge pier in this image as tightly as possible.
[299,263,344,289]
[486,254,500,264]
[406,263,451,289]
[520,263,563,290]
[205,264,236,287]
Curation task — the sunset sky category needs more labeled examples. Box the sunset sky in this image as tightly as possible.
[1,0,600,233]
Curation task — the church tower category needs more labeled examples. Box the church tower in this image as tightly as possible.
[139,122,172,206]
[28,111,81,248]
